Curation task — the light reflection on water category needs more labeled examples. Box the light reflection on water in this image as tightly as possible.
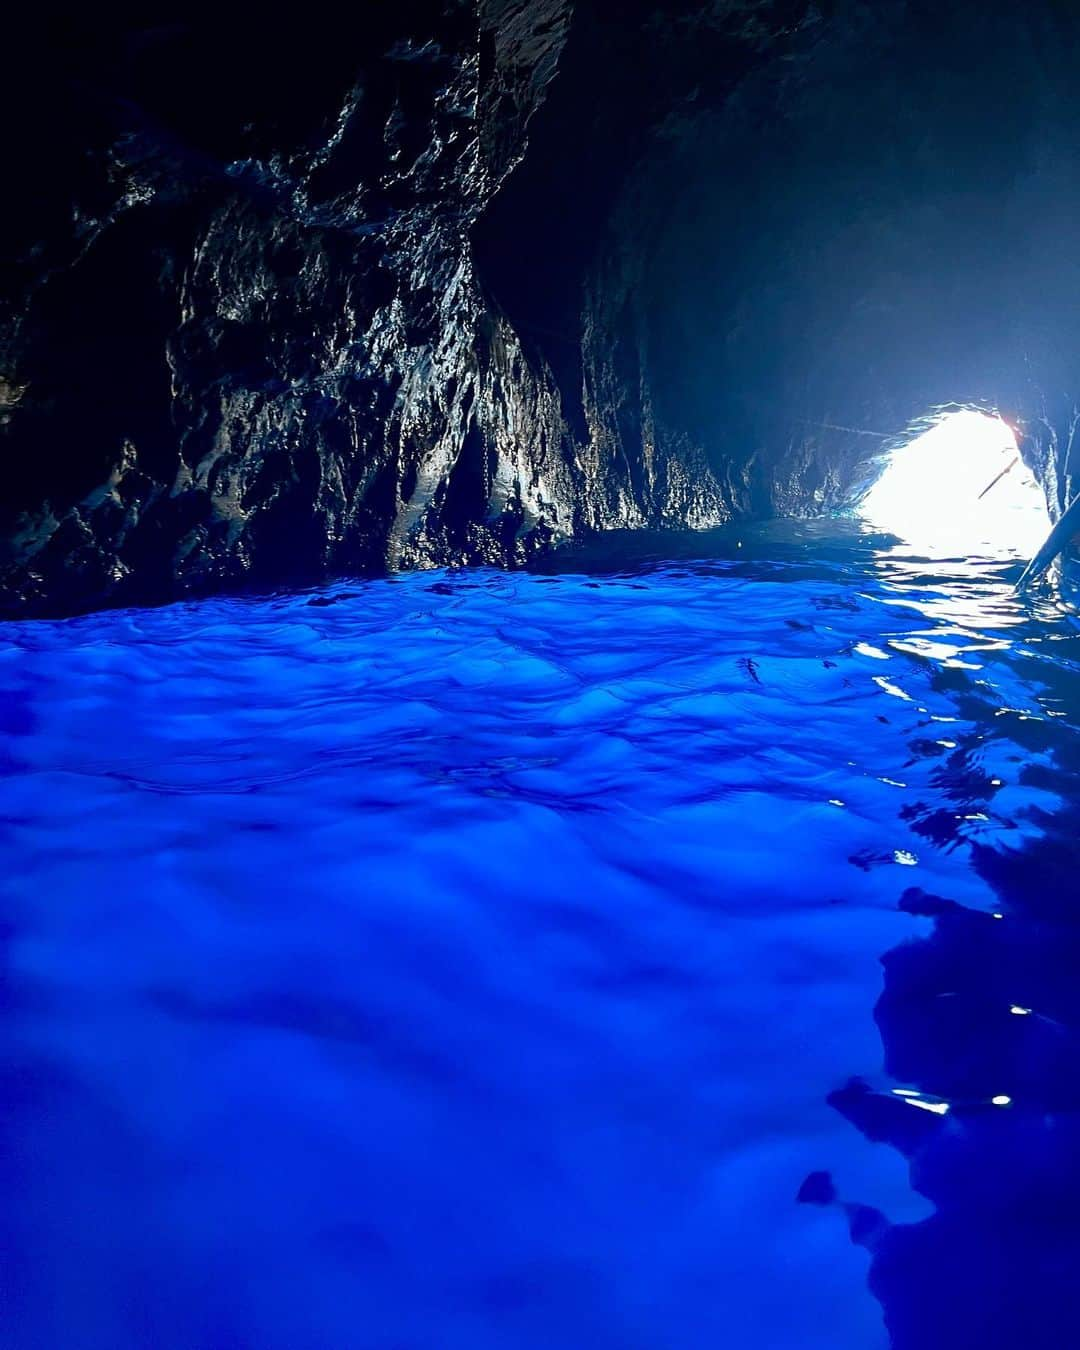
[2,524,1079,1349]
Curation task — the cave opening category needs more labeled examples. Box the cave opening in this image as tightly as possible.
[857,408,1051,560]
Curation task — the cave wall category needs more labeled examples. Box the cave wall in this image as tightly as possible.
[567,0,1080,522]
[1,2,580,615]
[4,0,1080,615]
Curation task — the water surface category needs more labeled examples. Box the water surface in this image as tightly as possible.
[3,525,1080,1348]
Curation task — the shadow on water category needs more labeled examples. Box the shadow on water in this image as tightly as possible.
[801,541,1080,1349]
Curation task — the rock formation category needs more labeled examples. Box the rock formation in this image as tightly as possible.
[4,1,1080,614]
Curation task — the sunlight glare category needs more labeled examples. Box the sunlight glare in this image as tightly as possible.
[858,411,1050,558]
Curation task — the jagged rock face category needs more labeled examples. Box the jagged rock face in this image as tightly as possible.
[4,0,1080,615]
[2,2,579,615]
[0,0,827,617]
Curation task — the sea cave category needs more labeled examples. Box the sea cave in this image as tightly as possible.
[3,4,1080,1347]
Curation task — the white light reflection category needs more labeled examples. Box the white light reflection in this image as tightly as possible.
[859,410,1050,560]
[905,1098,951,1116]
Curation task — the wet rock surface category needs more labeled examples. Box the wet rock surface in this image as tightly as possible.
[4,1,1080,615]
[2,3,579,615]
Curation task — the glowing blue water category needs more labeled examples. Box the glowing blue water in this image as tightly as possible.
[4,528,1080,1348]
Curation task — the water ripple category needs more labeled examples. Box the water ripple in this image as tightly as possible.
[3,539,1080,1349]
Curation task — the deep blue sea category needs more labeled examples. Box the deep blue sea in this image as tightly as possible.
[4,523,1080,1349]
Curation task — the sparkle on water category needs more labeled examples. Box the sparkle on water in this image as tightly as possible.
[3,522,1080,1349]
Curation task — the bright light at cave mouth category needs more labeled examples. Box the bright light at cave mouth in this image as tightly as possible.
[857,409,1051,559]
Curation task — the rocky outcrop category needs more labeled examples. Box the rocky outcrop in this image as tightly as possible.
[4,1,1080,615]
[0,4,578,613]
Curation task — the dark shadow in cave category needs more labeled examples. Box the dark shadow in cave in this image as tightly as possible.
[472,0,814,443]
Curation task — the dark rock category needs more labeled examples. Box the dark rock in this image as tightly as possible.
[1,2,577,615]
[4,1,1080,616]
